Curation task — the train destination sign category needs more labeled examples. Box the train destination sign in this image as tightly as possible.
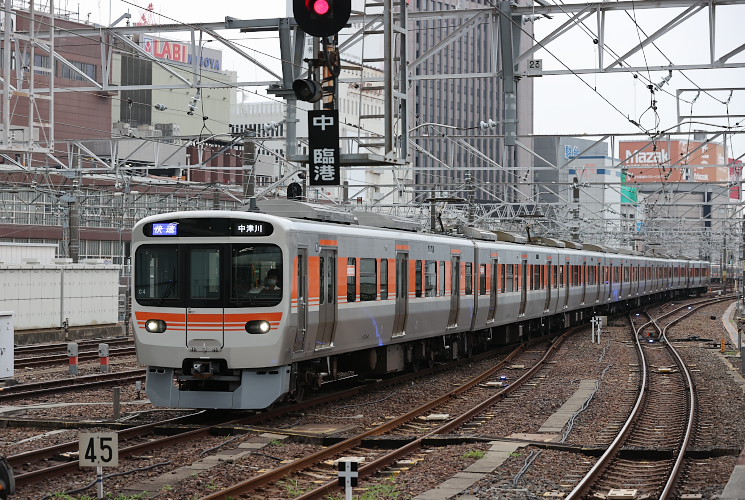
[145,218,273,237]
[231,222,272,236]
[150,222,179,236]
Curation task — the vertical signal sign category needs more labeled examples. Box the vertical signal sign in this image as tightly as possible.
[308,109,340,186]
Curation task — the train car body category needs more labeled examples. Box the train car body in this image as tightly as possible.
[131,201,710,409]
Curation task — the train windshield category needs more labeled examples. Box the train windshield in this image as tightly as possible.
[231,244,283,307]
[135,246,180,303]
[134,244,283,308]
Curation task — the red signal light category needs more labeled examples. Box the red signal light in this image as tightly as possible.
[313,0,330,15]
[295,0,350,37]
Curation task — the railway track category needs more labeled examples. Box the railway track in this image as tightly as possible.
[0,369,147,402]
[13,347,137,368]
[5,340,516,497]
[9,295,735,498]
[566,296,733,499]
[196,326,579,500]
[14,338,134,357]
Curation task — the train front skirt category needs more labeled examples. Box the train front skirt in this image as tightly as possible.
[145,365,292,409]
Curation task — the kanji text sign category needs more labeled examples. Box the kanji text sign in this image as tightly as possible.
[308,110,340,186]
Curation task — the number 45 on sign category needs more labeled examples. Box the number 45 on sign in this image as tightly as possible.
[79,432,119,467]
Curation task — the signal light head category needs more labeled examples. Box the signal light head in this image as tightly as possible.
[292,78,323,103]
[312,0,330,15]
[294,0,350,38]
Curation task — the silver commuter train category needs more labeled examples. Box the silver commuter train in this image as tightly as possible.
[131,200,710,409]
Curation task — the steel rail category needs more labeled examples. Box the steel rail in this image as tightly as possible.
[199,327,577,500]
[567,297,732,498]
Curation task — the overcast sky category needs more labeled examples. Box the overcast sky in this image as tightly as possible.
[70,0,745,161]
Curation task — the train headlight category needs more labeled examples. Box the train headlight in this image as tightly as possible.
[245,320,271,334]
[145,319,167,333]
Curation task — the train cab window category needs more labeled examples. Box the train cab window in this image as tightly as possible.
[360,258,376,301]
[425,260,437,297]
[506,264,515,292]
[135,245,179,304]
[230,244,283,307]
[479,264,487,295]
[347,258,357,302]
[380,259,389,300]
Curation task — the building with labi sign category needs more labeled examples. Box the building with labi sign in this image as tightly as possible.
[111,33,236,138]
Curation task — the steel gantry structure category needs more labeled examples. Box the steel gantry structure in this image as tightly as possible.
[0,0,743,266]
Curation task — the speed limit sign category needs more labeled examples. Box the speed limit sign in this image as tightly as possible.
[79,432,119,467]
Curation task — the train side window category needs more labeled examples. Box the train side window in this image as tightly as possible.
[558,264,564,288]
[360,258,377,301]
[532,264,540,290]
[465,262,473,295]
[380,259,389,300]
[500,264,506,293]
[347,258,357,302]
[415,260,423,297]
[552,264,558,289]
[439,261,445,296]
[479,264,487,295]
[425,260,437,297]
[506,264,514,292]
[319,257,325,305]
[541,264,546,289]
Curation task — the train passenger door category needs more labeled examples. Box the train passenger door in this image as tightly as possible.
[580,262,587,304]
[315,249,337,350]
[488,258,498,322]
[392,252,408,337]
[519,259,528,316]
[684,263,690,288]
[447,256,460,328]
[186,246,224,350]
[292,248,308,353]
[544,261,551,311]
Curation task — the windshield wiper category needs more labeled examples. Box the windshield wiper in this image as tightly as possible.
[157,280,176,305]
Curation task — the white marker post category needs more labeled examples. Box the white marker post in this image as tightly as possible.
[337,460,358,500]
[79,432,118,499]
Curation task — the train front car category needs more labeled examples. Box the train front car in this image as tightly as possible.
[131,211,294,409]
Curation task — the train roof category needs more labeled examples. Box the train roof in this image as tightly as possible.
[132,199,708,264]
[255,199,422,232]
